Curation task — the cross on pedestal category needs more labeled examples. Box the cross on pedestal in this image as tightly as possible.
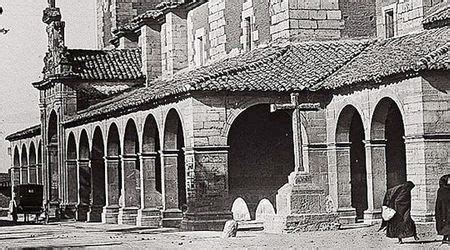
[270,93,320,174]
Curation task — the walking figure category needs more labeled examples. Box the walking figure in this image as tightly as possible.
[435,174,450,244]
[379,181,419,244]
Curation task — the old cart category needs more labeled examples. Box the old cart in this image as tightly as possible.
[11,184,47,223]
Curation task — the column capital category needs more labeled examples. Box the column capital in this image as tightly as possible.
[139,151,158,158]
[65,159,77,164]
[363,139,387,146]
[77,159,90,163]
[328,142,351,148]
[184,146,230,154]
[104,155,120,161]
[120,154,138,160]
[159,149,179,156]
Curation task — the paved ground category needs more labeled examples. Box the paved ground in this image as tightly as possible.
[0,218,448,249]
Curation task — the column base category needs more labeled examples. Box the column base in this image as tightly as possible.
[87,205,103,222]
[76,204,90,222]
[102,206,120,224]
[337,207,356,225]
[48,201,61,222]
[412,212,435,222]
[181,211,233,231]
[264,213,340,233]
[162,208,183,228]
[62,203,77,220]
[137,208,161,228]
[118,207,138,225]
[363,209,381,224]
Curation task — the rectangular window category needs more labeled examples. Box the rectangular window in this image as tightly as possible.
[195,36,205,67]
[385,10,395,38]
[244,17,252,51]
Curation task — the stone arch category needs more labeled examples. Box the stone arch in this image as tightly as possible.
[13,146,20,168]
[66,132,78,209]
[163,109,186,212]
[37,140,42,184]
[48,110,59,201]
[88,127,106,222]
[142,114,163,209]
[231,197,251,221]
[121,119,141,210]
[21,144,28,184]
[29,142,37,184]
[77,129,91,221]
[104,123,122,223]
[227,104,294,219]
[371,97,406,189]
[335,105,367,221]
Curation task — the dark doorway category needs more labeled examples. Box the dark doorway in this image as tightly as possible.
[228,104,294,219]
[349,112,368,221]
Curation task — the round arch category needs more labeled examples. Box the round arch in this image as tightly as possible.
[48,110,58,144]
[371,97,407,189]
[227,104,294,219]
[142,114,162,197]
[77,129,91,221]
[89,126,106,222]
[13,146,20,167]
[66,132,78,209]
[29,142,36,165]
[28,142,37,184]
[121,119,141,209]
[20,144,28,184]
[105,123,122,213]
[37,140,42,184]
[335,105,367,221]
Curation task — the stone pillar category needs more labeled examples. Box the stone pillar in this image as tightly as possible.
[363,140,386,221]
[103,156,121,224]
[28,164,37,184]
[48,145,59,202]
[37,164,43,184]
[208,0,227,62]
[137,152,162,227]
[118,154,140,225]
[181,146,233,231]
[65,160,78,219]
[140,23,162,85]
[76,159,90,221]
[21,165,28,184]
[164,10,188,77]
[328,142,356,225]
[160,150,183,227]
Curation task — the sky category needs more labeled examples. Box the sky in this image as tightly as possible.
[0,0,96,172]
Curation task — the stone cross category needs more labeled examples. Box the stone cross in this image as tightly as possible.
[270,93,320,173]
[48,0,56,8]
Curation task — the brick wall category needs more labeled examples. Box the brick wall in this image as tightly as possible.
[340,0,377,38]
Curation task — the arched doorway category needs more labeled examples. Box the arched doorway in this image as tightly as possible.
[66,133,78,218]
[104,123,122,223]
[142,114,162,208]
[29,142,37,184]
[37,141,42,184]
[21,144,28,184]
[371,98,407,189]
[227,104,294,219]
[48,110,59,201]
[88,127,106,222]
[336,105,368,221]
[163,109,186,214]
[13,146,20,186]
[120,119,141,224]
[77,130,91,221]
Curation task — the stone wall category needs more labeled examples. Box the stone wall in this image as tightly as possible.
[340,0,377,38]
[187,3,210,68]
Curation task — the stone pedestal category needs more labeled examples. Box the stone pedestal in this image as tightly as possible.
[265,173,340,233]
[118,207,139,225]
[162,208,183,228]
[63,202,77,219]
[76,203,89,221]
[103,205,120,224]
[337,207,356,225]
[181,211,233,231]
[137,208,161,227]
[138,152,162,227]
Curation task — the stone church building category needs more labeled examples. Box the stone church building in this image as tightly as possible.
[6,0,449,231]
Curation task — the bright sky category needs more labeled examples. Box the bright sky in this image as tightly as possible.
[0,0,96,172]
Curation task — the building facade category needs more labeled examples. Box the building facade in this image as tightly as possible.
[6,0,449,231]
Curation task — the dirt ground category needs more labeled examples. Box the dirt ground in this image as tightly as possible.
[0,218,448,249]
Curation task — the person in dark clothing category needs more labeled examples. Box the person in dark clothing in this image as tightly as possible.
[379,181,419,244]
[435,174,450,244]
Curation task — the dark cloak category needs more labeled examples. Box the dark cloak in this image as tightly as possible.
[380,181,417,238]
[435,174,450,236]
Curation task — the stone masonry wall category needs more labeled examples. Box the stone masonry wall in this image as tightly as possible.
[339,0,377,38]
[208,0,228,62]
[270,0,344,41]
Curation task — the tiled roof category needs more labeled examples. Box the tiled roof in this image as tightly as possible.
[5,125,41,141]
[317,27,449,89]
[66,49,144,81]
[423,2,449,26]
[64,39,370,125]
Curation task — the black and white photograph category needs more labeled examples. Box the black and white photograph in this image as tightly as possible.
[0,0,448,248]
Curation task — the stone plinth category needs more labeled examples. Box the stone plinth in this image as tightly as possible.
[181,211,233,231]
[162,208,183,228]
[137,208,161,227]
[76,203,89,221]
[118,207,139,225]
[103,205,120,224]
[265,173,340,233]
[87,205,103,222]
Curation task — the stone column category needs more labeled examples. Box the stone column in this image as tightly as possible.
[181,146,233,231]
[37,164,43,184]
[331,142,356,224]
[65,159,78,219]
[118,154,140,225]
[28,164,37,184]
[363,140,386,221]
[76,159,90,221]
[12,167,20,186]
[21,165,28,184]
[137,152,162,227]
[48,145,59,202]
[160,149,183,227]
[103,156,120,224]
